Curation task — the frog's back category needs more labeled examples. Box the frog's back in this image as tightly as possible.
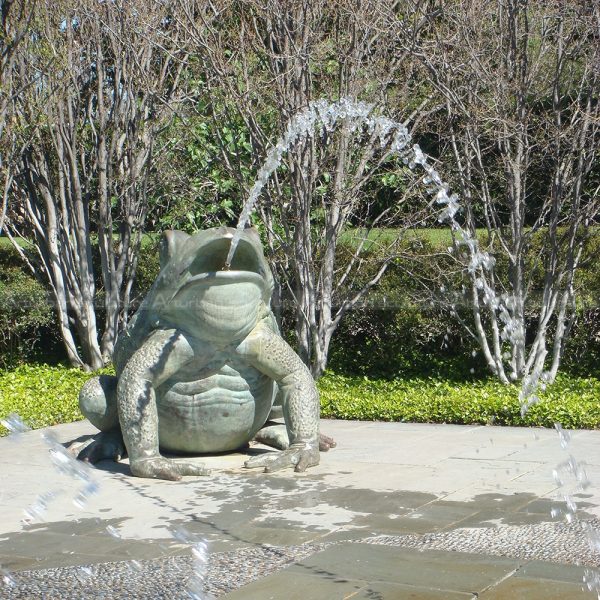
[156,359,275,454]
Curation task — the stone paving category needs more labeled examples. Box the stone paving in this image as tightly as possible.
[1,419,599,598]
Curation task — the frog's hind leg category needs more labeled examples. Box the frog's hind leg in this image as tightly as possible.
[253,422,290,450]
[77,375,125,464]
[258,389,337,452]
[79,375,119,431]
[254,422,337,452]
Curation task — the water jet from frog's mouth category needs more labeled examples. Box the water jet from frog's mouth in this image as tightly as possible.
[222,238,233,271]
[223,251,235,270]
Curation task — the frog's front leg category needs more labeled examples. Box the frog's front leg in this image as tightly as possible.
[119,329,210,481]
[238,324,320,473]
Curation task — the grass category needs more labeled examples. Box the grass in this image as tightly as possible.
[337,227,488,251]
[1,364,599,436]
[339,224,600,251]
[0,236,33,249]
[4,225,597,253]
[0,227,494,252]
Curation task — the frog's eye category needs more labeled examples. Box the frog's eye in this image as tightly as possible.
[159,230,190,269]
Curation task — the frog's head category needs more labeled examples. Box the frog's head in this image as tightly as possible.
[154,227,274,343]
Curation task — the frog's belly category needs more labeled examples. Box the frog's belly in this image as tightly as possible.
[156,365,275,454]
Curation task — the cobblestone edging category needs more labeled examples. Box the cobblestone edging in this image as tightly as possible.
[362,518,600,567]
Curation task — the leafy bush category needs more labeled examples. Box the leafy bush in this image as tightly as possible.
[129,237,162,304]
[318,372,600,429]
[0,247,57,367]
[0,364,110,435]
[327,304,481,380]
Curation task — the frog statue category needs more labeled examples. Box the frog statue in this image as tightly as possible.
[78,227,334,480]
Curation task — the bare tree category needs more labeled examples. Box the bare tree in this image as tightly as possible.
[178,0,434,378]
[0,0,38,234]
[6,0,193,369]
[405,0,600,385]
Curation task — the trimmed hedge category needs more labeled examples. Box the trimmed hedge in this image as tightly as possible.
[318,372,600,429]
[1,364,599,435]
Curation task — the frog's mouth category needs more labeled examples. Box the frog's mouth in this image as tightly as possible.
[182,235,269,292]
[166,233,271,342]
[183,270,264,287]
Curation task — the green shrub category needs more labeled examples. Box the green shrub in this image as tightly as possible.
[318,372,600,429]
[0,259,56,367]
[131,238,161,301]
[0,364,111,435]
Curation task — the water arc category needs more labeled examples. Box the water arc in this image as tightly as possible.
[225,99,505,359]
[226,97,490,274]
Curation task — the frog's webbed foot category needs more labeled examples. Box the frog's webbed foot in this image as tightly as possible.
[77,430,126,464]
[254,424,336,453]
[244,441,320,473]
[318,432,336,452]
[130,457,210,481]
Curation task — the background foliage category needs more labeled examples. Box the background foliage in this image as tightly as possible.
[1,230,599,378]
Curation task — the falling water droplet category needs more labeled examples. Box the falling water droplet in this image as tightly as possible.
[0,413,30,435]
[1,568,16,589]
[22,491,57,526]
[76,566,93,583]
[583,568,600,596]
[565,511,575,524]
[128,560,144,573]
[106,525,122,539]
[552,469,563,486]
